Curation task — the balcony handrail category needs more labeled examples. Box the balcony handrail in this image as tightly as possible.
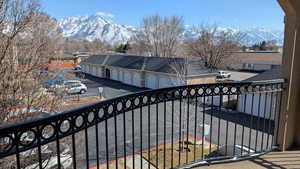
[0,79,285,132]
[0,79,285,168]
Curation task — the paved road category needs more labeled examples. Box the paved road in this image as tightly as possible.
[228,71,257,81]
[82,74,146,98]
[216,71,257,82]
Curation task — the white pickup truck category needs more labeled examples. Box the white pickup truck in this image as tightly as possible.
[217,71,231,78]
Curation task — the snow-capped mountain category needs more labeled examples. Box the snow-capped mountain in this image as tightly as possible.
[242,27,284,45]
[183,26,284,45]
[58,12,284,45]
[58,12,137,44]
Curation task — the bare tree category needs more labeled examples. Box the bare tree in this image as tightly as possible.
[130,14,184,57]
[0,6,66,124]
[1,0,39,123]
[186,24,244,69]
[62,38,112,54]
[0,2,88,169]
[171,58,190,152]
[0,1,76,169]
[169,57,192,152]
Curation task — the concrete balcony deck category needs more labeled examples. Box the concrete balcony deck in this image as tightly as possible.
[196,149,300,169]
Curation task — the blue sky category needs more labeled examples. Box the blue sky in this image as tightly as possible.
[42,0,284,30]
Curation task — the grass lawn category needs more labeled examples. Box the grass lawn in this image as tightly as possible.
[91,137,215,169]
[65,96,102,105]
[142,137,215,169]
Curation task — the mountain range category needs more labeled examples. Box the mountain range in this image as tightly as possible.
[58,12,284,45]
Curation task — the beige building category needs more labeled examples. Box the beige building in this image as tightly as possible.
[230,51,282,71]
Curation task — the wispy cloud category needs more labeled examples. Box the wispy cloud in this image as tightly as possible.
[95,11,114,18]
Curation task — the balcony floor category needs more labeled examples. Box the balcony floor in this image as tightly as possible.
[195,150,300,169]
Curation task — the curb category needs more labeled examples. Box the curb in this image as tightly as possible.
[64,98,105,107]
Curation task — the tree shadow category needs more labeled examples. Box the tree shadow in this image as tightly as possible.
[206,106,274,134]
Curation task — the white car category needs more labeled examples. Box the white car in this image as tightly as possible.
[217,71,231,78]
[63,80,82,86]
[66,82,87,94]
[48,80,87,94]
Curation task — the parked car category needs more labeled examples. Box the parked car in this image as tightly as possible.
[65,82,87,94]
[46,80,87,94]
[63,80,82,86]
[43,75,65,88]
[74,65,82,71]
[217,71,231,78]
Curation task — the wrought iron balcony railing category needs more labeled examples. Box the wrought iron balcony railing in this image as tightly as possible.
[0,80,284,169]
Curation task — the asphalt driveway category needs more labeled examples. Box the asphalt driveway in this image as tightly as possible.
[65,72,146,100]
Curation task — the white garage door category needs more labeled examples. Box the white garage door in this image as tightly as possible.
[84,65,87,73]
[132,72,141,87]
[159,76,172,88]
[81,65,86,72]
[118,70,122,81]
[124,71,132,84]
[86,65,90,74]
[94,67,97,76]
[88,66,91,74]
[146,74,157,89]
[170,78,184,86]
[111,69,118,81]
[97,68,102,77]
[93,67,97,76]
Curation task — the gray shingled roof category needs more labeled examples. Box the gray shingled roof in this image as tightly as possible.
[82,55,107,65]
[82,54,217,76]
[243,68,283,82]
[106,55,145,70]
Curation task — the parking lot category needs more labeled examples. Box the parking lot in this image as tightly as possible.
[64,70,145,99]
[62,70,273,168]
[227,71,257,81]
[83,74,146,98]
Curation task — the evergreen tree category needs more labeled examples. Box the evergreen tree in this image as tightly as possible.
[259,41,267,51]
[250,43,260,51]
[115,42,130,53]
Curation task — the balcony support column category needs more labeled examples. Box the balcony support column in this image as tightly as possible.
[277,0,300,150]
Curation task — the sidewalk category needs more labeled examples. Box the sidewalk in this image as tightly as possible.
[194,150,300,169]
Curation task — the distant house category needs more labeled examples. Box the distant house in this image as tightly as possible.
[73,51,91,57]
[48,55,79,69]
[80,54,218,88]
[237,68,283,119]
[241,61,281,71]
[230,51,282,72]
[72,51,92,63]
